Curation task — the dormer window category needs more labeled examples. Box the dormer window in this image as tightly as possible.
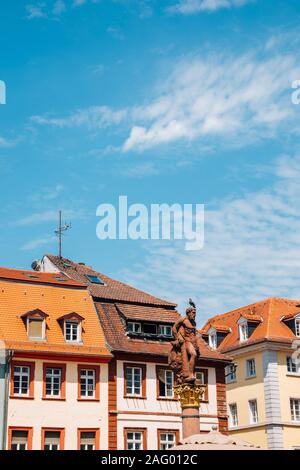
[295,319,300,337]
[143,323,157,335]
[57,313,84,343]
[158,325,172,337]
[65,321,80,342]
[238,319,248,342]
[208,328,217,349]
[127,322,141,334]
[21,309,48,341]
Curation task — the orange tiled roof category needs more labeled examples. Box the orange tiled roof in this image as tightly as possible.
[95,302,230,361]
[45,255,230,362]
[0,269,111,358]
[45,254,176,306]
[0,266,83,287]
[201,297,300,352]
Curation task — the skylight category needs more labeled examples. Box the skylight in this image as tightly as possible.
[85,274,104,285]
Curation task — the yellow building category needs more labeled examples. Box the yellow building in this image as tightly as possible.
[201,298,300,450]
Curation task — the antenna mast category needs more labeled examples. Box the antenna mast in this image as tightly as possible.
[55,210,71,258]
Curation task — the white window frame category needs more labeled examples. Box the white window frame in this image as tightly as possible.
[295,319,300,338]
[158,369,174,398]
[287,356,299,374]
[80,432,96,450]
[226,364,236,383]
[158,325,172,337]
[126,431,143,450]
[208,328,217,349]
[126,367,142,397]
[248,399,258,424]
[127,322,141,334]
[246,359,256,378]
[13,366,30,396]
[27,317,46,340]
[159,432,176,450]
[195,371,205,384]
[11,431,28,450]
[64,320,81,343]
[238,318,248,342]
[43,431,61,450]
[45,367,62,397]
[80,369,96,398]
[290,398,300,422]
[229,403,238,428]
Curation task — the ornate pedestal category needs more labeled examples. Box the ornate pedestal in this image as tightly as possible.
[175,384,205,439]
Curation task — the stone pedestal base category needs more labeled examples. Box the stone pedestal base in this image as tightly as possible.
[174,384,205,439]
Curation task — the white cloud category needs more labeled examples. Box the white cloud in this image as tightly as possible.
[25,3,47,19]
[120,153,300,322]
[168,0,253,14]
[53,0,66,15]
[21,235,56,251]
[123,51,300,151]
[31,40,300,155]
[32,105,128,129]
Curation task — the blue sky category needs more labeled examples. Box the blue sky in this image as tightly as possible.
[1,0,300,321]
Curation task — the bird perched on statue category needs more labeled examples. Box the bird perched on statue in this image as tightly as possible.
[188,298,196,309]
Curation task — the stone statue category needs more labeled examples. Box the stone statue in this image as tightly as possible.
[169,299,200,384]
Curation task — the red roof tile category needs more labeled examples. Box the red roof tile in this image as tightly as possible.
[45,255,175,306]
[201,297,300,352]
[0,266,83,288]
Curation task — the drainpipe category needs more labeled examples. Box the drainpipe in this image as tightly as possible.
[0,349,13,450]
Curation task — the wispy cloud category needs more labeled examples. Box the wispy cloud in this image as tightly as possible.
[21,235,56,251]
[30,184,65,202]
[52,0,66,15]
[168,0,253,15]
[31,106,127,129]
[123,51,300,151]
[15,209,77,226]
[120,153,300,321]
[32,40,300,155]
[25,3,47,19]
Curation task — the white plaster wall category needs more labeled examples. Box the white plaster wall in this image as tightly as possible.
[7,359,109,450]
[117,360,219,449]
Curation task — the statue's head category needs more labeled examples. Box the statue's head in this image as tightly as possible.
[186,306,196,321]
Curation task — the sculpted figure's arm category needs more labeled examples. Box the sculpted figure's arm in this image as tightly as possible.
[172,317,185,344]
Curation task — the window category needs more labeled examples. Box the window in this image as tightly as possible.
[143,323,157,335]
[248,399,258,424]
[290,399,300,422]
[229,403,238,428]
[9,429,32,450]
[78,430,99,450]
[42,429,64,450]
[158,325,172,337]
[158,431,178,450]
[208,332,217,349]
[85,274,104,285]
[246,359,256,378]
[28,318,44,340]
[195,369,208,401]
[127,322,141,334]
[226,364,236,383]
[78,366,100,400]
[296,319,300,337]
[13,366,29,396]
[124,429,146,450]
[126,367,142,396]
[124,363,146,398]
[11,361,35,399]
[65,321,80,342]
[287,356,298,374]
[239,322,248,342]
[43,363,66,400]
[157,368,174,398]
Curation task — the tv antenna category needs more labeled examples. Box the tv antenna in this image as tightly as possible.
[55,210,72,258]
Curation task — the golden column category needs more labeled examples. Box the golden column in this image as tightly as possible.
[174,383,205,438]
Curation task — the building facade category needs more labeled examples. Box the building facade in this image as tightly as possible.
[201,297,300,450]
[0,267,111,450]
[37,254,231,450]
